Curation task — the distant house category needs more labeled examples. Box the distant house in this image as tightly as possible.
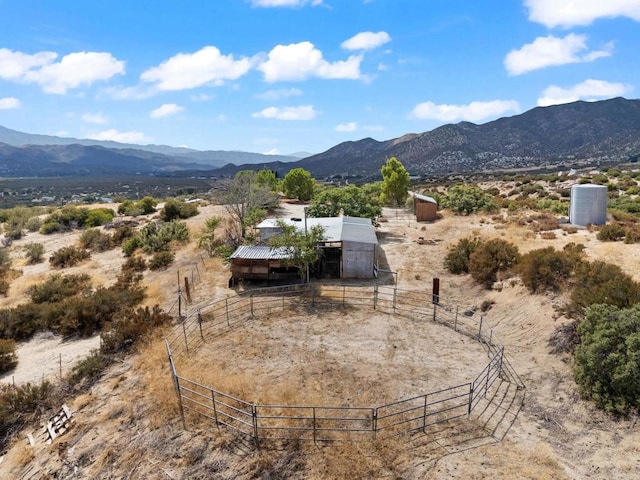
[413,193,438,222]
[228,216,379,285]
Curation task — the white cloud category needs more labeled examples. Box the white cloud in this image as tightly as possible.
[537,79,633,106]
[0,49,124,94]
[0,97,21,109]
[81,112,108,124]
[85,129,152,144]
[150,103,184,119]
[263,148,280,155]
[252,105,318,120]
[336,122,357,132]
[258,42,363,82]
[504,34,613,76]
[249,0,322,7]
[0,49,57,80]
[255,87,303,101]
[342,31,391,51]
[525,0,640,28]
[410,100,521,123]
[190,93,214,101]
[25,52,124,94]
[141,46,253,90]
[102,85,156,100]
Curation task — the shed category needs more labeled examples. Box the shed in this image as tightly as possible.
[414,193,438,222]
[255,216,378,279]
[228,246,299,285]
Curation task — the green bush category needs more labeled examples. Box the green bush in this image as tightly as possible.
[0,339,18,372]
[444,236,483,274]
[78,228,113,252]
[149,251,174,270]
[518,245,583,294]
[469,239,519,288]
[111,225,135,245]
[101,305,172,354]
[573,303,640,414]
[122,255,147,273]
[27,274,92,304]
[441,185,497,215]
[23,242,45,264]
[160,199,199,222]
[597,223,626,241]
[85,208,115,227]
[122,236,142,257]
[49,246,90,268]
[567,261,640,318]
[40,205,89,234]
[68,351,110,386]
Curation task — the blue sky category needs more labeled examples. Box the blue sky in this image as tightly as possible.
[0,0,638,155]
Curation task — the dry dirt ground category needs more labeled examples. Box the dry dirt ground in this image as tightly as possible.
[1,200,639,479]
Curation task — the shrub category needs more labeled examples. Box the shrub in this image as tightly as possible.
[160,199,199,222]
[444,236,483,274]
[49,246,90,268]
[597,223,626,241]
[573,303,640,414]
[0,339,18,372]
[23,242,45,264]
[78,228,113,252]
[441,185,497,215]
[518,245,582,294]
[111,225,135,245]
[567,260,640,318]
[25,216,42,232]
[122,255,147,273]
[85,208,115,227]
[100,305,172,354]
[624,226,640,244]
[40,205,89,233]
[68,351,110,386]
[468,239,519,288]
[27,274,92,304]
[122,236,142,257]
[149,251,174,270]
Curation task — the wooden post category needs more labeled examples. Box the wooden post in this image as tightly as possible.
[422,394,428,432]
[178,295,182,320]
[184,277,191,303]
[198,312,204,340]
[211,390,220,430]
[252,405,259,447]
[468,383,474,416]
[372,408,377,440]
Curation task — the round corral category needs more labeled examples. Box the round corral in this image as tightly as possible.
[180,307,487,407]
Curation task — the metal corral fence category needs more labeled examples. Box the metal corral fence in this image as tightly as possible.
[165,284,525,444]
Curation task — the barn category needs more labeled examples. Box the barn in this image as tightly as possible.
[250,216,379,280]
[228,246,299,286]
[414,193,438,222]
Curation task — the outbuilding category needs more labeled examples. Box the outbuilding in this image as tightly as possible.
[254,216,379,280]
[228,246,299,286]
[413,193,438,222]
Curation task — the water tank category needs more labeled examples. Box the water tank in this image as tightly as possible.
[569,184,608,227]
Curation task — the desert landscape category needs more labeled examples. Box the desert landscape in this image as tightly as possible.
[0,197,639,479]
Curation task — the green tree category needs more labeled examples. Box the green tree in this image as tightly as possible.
[308,185,382,221]
[282,168,315,201]
[23,242,45,264]
[441,185,497,215]
[381,157,410,207]
[573,303,640,414]
[255,169,281,192]
[269,221,325,282]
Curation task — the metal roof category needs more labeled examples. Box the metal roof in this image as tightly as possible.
[256,216,378,245]
[414,193,437,204]
[229,245,292,260]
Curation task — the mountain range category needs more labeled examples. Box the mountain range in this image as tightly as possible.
[1,97,640,179]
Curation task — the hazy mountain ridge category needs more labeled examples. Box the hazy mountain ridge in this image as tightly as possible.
[2,97,640,179]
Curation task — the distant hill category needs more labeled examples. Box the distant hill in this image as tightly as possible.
[214,97,640,180]
[0,125,300,172]
[2,97,640,179]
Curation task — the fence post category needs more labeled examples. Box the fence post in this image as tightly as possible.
[478,315,484,340]
[198,311,204,340]
[182,322,189,354]
[225,298,230,326]
[373,284,378,310]
[166,343,186,430]
[392,286,397,312]
[372,408,377,440]
[250,295,254,317]
[252,405,259,447]
[422,394,428,432]
[468,383,474,416]
[432,302,437,322]
[211,390,220,430]
[178,295,182,320]
[454,305,458,332]
[312,407,317,445]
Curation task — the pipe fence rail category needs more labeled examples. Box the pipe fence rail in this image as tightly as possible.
[165,283,525,444]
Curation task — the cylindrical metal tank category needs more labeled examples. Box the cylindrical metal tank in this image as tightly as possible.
[569,184,608,227]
